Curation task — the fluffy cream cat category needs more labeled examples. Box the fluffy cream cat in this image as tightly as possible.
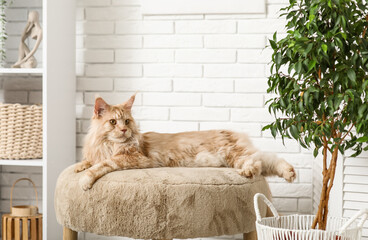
[76,94,296,190]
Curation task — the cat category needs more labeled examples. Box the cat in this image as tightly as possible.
[76,94,296,190]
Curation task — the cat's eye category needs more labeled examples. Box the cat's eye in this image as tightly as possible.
[125,119,130,125]
[109,119,117,125]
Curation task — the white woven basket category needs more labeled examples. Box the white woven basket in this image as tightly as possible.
[0,103,42,159]
[254,193,368,240]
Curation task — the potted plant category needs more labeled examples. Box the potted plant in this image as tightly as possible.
[264,0,368,230]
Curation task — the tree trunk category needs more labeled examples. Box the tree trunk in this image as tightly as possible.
[311,145,339,230]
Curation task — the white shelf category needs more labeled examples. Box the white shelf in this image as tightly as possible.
[0,68,43,74]
[0,159,43,166]
[0,0,75,238]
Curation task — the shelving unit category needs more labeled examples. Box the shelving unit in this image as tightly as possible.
[0,0,75,238]
[0,159,43,167]
[0,68,43,74]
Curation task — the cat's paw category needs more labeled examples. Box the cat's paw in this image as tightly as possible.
[238,162,262,178]
[79,174,94,191]
[74,161,92,173]
[282,166,296,183]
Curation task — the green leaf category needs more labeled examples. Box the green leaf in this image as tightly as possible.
[328,97,334,110]
[300,140,308,149]
[335,37,344,49]
[334,97,342,110]
[273,31,277,42]
[269,39,277,50]
[322,44,328,53]
[358,105,367,118]
[357,136,368,143]
[308,60,316,71]
[347,69,356,83]
[271,125,277,138]
[298,101,304,111]
[305,43,313,55]
[346,89,354,101]
[303,91,309,105]
[327,0,332,8]
[341,33,347,40]
[262,124,271,131]
[313,148,319,158]
[295,61,302,74]
[341,15,346,29]
[275,52,282,66]
[290,125,300,139]
[294,30,301,39]
[280,98,286,108]
[362,80,368,90]
[310,5,318,15]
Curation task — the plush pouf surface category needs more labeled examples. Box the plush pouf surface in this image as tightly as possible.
[55,164,271,239]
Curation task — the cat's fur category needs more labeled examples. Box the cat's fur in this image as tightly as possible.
[76,94,296,190]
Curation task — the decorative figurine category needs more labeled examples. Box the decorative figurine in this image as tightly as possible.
[12,11,42,68]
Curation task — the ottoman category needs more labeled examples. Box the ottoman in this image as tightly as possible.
[55,165,272,240]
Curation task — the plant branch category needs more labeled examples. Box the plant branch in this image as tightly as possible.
[322,146,339,229]
[362,14,368,38]
[340,123,355,143]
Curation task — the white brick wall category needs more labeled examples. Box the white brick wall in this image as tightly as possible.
[75,0,316,239]
[141,0,266,15]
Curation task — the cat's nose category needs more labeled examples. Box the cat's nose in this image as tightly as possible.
[121,129,127,133]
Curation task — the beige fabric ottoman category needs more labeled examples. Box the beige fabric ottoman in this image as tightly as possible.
[55,164,272,240]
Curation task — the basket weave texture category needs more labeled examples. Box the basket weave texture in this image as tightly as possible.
[254,193,367,240]
[0,103,42,159]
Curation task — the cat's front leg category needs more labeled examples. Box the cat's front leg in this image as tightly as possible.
[236,157,262,178]
[258,152,296,182]
[275,159,296,183]
[79,160,121,190]
[235,152,296,182]
[74,160,92,173]
[79,152,153,190]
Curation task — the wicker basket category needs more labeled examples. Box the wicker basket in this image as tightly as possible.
[0,103,42,159]
[254,193,368,240]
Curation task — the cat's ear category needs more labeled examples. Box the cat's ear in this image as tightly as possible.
[123,93,136,111]
[94,97,109,117]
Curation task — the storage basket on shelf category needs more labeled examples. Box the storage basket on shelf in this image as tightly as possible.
[254,193,368,240]
[0,103,42,159]
[2,178,42,240]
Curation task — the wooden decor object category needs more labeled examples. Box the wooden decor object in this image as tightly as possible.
[2,178,43,240]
